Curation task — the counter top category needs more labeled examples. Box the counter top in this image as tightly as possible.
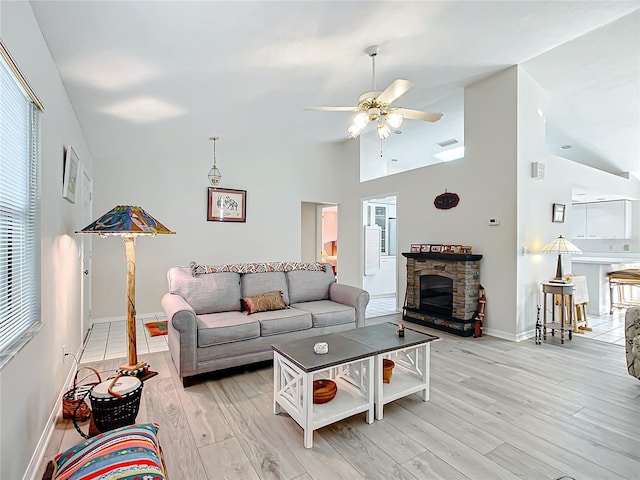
[572,256,640,265]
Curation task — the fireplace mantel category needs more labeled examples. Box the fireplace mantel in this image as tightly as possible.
[402,252,483,262]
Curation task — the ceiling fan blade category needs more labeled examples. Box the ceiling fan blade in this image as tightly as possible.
[304,106,360,112]
[394,108,443,122]
[376,79,413,105]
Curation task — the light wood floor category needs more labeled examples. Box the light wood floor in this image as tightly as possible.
[40,316,640,480]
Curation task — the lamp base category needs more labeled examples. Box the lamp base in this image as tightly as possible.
[118,361,148,377]
[117,362,158,381]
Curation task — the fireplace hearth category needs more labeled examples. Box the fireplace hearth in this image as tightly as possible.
[403,252,482,336]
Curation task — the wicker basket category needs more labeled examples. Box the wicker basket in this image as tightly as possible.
[62,367,101,421]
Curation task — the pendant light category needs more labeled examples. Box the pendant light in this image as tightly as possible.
[207,136,222,186]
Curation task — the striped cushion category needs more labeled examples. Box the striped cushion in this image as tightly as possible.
[53,423,165,480]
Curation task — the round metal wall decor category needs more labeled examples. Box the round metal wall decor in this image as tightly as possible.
[434,191,459,210]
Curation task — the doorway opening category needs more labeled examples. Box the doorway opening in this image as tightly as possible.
[362,195,398,318]
[301,202,338,276]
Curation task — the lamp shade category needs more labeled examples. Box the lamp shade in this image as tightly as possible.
[540,235,581,283]
[540,235,582,255]
[77,205,175,236]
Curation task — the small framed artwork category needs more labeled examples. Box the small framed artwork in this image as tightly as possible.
[410,244,421,253]
[62,146,80,204]
[451,245,462,254]
[208,187,246,222]
[430,245,442,253]
[552,203,566,223]
[420,244,431,253]
[461,246,473,254]
[441,245,453,254]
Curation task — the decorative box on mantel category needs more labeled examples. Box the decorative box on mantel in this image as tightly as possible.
[402,252,482,336]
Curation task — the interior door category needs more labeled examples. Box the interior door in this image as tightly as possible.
[80,169,93,339]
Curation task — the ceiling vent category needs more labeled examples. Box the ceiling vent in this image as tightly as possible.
[437,138,459,148]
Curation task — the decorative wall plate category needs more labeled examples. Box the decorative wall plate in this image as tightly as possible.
[434,191,459,209]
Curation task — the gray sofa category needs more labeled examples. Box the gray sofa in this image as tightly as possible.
[161,263,369,386]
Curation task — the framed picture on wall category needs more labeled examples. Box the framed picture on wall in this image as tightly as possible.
[62,146,80,204]
[208,187,246,222]
[552,203,566,223]
[411,244,421,253]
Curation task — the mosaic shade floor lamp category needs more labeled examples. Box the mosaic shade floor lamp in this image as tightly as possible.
[77,206,174,378]
[540,235,582,283]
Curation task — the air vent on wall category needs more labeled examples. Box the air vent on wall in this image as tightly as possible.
[437,138,459,148]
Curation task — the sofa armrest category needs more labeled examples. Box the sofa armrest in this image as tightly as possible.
[329,283,370,328]
[161,292,196,331]
[161,293,198,380]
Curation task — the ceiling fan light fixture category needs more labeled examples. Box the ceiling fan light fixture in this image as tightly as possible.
[386,112,403,128]
[377,121,391,140]
[348,123,365,138]
[353,112,370,128]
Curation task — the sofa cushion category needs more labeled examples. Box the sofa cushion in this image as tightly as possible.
[242,291,288,314]
[50,423,166,480]
[292,300,355,327]
[251,307,312,336]
[286,267,335,304]
[241,271,290,305]
[168,266,241,315]
[197,311,259,347]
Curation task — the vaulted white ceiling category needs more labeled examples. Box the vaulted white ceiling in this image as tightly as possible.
[28,1,639,181]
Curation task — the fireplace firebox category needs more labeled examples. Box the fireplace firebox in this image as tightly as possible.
[403,252,482,336]
[420,275,453,317]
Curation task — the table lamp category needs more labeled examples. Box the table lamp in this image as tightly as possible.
[540,235,582,283]
[77,206,175,378]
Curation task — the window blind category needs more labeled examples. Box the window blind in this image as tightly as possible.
[0,51,41,356]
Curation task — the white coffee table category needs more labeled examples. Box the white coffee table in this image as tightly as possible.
[341,322,440,419]
[272,334,375,448]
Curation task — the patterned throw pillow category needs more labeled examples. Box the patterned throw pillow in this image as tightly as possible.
[242,290,288,314]
[51,423,166,480]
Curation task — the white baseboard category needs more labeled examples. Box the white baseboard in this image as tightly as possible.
[22,345,83,480]
[483,327,536,342]
[482,327,517,342]
[90,311,165,325]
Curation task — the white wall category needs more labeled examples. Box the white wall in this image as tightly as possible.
[516,67,569,340]
[336,67,520,339]
[300,202,317,263]
[0,2,93,478]
[91,140,350,319]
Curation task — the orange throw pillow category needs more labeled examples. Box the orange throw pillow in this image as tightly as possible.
[242,291,288,314]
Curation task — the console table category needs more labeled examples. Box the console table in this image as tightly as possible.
[540,282,574,344]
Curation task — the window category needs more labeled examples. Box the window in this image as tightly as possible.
[0,41,42,365]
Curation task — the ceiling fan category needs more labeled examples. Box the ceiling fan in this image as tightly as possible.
[305,45,443,140]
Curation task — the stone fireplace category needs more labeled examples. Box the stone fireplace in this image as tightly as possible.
[402,252,482,336]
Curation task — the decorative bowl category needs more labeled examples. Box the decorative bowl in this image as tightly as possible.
[313,379,337,404]
[383,358,395,384]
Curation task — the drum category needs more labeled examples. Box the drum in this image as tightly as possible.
[89,375,142,433]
